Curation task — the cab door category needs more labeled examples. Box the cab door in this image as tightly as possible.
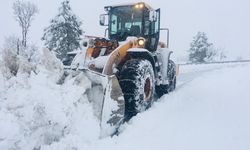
[147,9,160,51]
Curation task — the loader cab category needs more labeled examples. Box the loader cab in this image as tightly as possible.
[100,2,160,51]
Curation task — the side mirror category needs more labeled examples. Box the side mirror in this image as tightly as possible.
[83,41,88,47]
[149,10,157,22]
[160,28,170,48]
[100,14,109,26]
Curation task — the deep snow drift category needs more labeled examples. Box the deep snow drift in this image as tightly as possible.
[1,62,250,150]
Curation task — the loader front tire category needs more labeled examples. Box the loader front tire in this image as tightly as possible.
[119,59,155,121]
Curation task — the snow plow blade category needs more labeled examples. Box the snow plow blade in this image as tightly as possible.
[70,69,125,138]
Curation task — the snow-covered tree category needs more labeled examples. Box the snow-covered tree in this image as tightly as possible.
[1,35,38,78]
[188,32,215,63]
[218,49,227,61]
[42,0,83,60]
[13,0,38,48]
[2,35,21,55]
[21,43,38,62]
[1,36,21,76]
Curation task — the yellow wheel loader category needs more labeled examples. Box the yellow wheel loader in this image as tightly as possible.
[64,2,178,137]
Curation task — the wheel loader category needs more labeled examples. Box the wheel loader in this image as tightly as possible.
[66,2,178,137]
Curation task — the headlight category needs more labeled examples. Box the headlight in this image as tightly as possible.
[138,39,145,46]
[135,4,140,9]
[135,3,144,9]
[139,3,144,8]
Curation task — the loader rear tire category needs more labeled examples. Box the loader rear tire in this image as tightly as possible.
[119,59,155,121]
[167,60,176,92]
[156,59,176,97]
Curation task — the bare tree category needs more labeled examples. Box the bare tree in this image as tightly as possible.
[13,0,38,48]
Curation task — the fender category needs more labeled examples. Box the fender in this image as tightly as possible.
[156,48,173,85]
[85,37,157,76]
[127,48,156,73]
[102,40,133,75]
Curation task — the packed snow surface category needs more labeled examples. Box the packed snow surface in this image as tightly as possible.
[1,62,250,150]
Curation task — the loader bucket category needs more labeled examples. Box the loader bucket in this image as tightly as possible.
[72,69,125,138]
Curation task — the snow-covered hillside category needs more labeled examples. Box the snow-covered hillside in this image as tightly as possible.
[1,62,250,150]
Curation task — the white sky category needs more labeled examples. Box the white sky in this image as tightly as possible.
[0,0,250,60]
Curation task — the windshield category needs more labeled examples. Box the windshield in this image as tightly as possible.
[109,6,143,41]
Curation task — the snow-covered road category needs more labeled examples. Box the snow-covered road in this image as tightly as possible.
[94,62,250,150]
[1,62,250,150]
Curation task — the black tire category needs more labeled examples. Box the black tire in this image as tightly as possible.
[156,59,176,97]
[119,59,155,121]
[155,84,168,98]
[167,60,176,92]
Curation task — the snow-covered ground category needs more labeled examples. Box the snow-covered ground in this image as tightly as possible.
[1,62,250,150]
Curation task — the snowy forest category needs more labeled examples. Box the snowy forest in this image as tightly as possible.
[0,0,250,150]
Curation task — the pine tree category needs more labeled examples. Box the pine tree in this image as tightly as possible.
[188,32,215,63]
[42,0,82,60]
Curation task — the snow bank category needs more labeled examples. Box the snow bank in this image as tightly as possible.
[0,69,101,149]
[0,50,101,149]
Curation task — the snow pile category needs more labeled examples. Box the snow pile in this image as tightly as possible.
[0,50,100,149]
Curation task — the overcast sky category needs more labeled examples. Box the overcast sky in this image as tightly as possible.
[0,0,250,60]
